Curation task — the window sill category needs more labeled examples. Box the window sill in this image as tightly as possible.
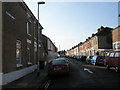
[34,38,37,40]
[27,34,32,36]
[28,62,32,65]
[16,64,23,67]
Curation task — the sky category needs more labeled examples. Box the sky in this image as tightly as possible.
[24,0,119,51]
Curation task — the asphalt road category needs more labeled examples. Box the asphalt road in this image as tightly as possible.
[40,58,120,89]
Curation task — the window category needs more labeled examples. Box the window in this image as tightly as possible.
[106,53,110,56]
[34,42,37,63]
[110,52,114,57]
[113,43,120,50]
[27,21,31,35]
[16,40,22,67]
[34,42,37,52]
[34,24,37,39]
[113,44,117,50]
[115,52,120,57]
[117,43,120,49]
[27,39,32,65]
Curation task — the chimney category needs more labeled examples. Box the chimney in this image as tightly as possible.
[92,34,95,37]
[100,26,104,31]
[88,37,91,40]
[97,29,100,32]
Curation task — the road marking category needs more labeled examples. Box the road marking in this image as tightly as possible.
[45,80,51,90]
[84,68,93,74]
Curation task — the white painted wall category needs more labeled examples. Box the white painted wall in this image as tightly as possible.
[0,73,2,86]
[0,65,37,85]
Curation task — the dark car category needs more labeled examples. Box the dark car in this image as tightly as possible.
[104,51,120,73]
[86,56,93,64]
[47,58,69,76]
[79,56,87,61]
[90,56,104,65]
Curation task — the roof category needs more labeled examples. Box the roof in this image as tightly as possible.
[21,1,43,29]
[114,25,120,30]
[96,26,113,36]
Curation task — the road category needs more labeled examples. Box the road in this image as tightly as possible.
[40,58,120,89]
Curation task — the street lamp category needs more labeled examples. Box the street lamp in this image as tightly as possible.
[37,1,45,76]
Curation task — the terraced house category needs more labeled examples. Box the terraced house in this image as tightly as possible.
[0,1,58,85]
[66,26,113,57]
[42,34,58,63]
[112,26,120,50]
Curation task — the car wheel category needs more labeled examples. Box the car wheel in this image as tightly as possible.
[95,63,97,66]
[115,67,120,73]
[93,63,95,65]
[106,64,110,70]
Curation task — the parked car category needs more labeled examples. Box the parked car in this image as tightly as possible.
[86,56,93,64]
[104,51,120,73]
[47,58,69,76]
[76,56,81,60]
[90,56,104,65]
[78,56,87,61]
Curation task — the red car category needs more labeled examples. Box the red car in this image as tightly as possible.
[104,51,120,73]
[48,58,69,76]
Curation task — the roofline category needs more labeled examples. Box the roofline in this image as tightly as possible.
[114,25,120,30]
[21,1,43,29]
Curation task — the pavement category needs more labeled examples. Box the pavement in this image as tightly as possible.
[1,69,48,90]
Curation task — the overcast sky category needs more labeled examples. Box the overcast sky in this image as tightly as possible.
[25,1,118,51]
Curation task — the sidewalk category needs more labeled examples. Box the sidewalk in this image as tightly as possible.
[2,69,48,90]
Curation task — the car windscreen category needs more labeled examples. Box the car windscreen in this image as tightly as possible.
[97,56,104,59]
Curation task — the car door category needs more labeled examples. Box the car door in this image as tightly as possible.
[92,56,97,64]
[108,52,115,66]
[114,52,120,67]
[104,52,110,65]
[118,52,120,68]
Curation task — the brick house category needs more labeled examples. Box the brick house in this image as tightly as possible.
[42,34,58,63]
[112,26,120,50]
[66,26,113,57]
[95,26,113,56]
[0,1,45,85]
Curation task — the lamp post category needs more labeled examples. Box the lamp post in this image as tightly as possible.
[37,1,45,76]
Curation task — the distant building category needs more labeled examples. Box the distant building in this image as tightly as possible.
[95,26,113,56]
[42,34,58,63]
[58,50,66,57]
[78,26,113,56]
[66,26,113,57]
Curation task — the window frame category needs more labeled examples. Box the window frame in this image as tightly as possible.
[27,20,32,36]
[109,52,115,57]
[114,52,120,57]
[16,40,23,67]
[27,39,32,65]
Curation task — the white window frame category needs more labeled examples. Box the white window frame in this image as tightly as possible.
[27,21,32,36]
[117,43,120,49]
[113,41,120,50]
[16,40,23,67]
[34,22,37,40]
[27,39,32,65]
